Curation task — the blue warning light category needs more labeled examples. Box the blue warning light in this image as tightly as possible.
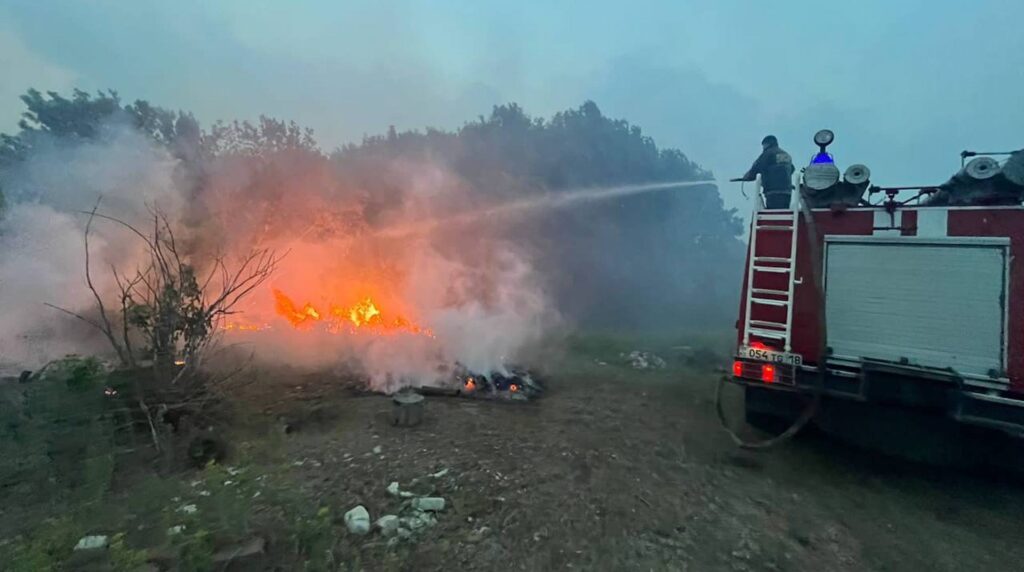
[811,152,834,164]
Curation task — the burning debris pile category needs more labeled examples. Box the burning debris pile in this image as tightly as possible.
[456,368,544,401]
[415,366,545,402]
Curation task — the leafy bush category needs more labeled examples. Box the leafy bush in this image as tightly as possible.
[0,356,118,505]
[0,517,82,572]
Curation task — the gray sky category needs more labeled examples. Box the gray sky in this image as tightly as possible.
[3,0,1022,212]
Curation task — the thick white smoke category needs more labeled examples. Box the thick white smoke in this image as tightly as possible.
[0,121,558,389]
[0,125,182,372]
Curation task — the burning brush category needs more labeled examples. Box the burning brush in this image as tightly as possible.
[414,365,544,401]
[454,367,545,401]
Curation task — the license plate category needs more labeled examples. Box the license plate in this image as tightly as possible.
[738,345,803,366]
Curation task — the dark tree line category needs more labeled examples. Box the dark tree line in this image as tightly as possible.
[1,90,744,330]
[336,101,744,329]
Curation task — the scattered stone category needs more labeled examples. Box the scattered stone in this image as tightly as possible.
[344,505,371,535]
[622,350,667,370]
[402,514,430,531]
[418,512,437,526]
[412,497,446,512]
[178,504,198,515]
[372,445,383,455]
[74,535,109,551]
[167,525,186,536]
[429,468,450,478]
[387,481,401,496]
[376,515,400,536]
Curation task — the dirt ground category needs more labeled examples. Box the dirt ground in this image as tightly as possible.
[243,338,1024,571]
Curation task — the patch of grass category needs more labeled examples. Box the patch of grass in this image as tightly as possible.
[548,329,733,380]
[1,450,345,570]
[109,532,149,572]
[0,517,82,572]
[0,356,120,522]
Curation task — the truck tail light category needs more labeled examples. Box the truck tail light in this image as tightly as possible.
[761,364,776,383]
[732,361,743,377]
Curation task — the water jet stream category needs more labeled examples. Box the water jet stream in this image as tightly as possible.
[373,179,718,239]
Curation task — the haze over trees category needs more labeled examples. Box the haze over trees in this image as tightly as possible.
[0,89,743,331]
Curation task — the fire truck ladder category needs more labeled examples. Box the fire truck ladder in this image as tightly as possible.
[742,185,800,352]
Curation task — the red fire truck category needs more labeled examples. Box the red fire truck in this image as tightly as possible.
[731,130,1024,445]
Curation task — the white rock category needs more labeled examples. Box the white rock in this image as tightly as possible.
[74,535,108,551]
[623,350,666,370]
[412,497,446,512]
[178,504,198,514]
[344,505,371,535]
[402,515,426,530]
[372,445,382,455]
[386,481,401,496]
[167,525,186,536]
[376,515,400,536]
[418,511,437,526]
[429,468,449,478]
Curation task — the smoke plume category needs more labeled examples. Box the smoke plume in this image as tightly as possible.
[0,119,557,390]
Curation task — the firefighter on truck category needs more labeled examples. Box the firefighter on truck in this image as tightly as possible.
[730,135,795,209]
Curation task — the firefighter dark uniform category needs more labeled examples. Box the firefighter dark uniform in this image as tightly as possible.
[733,136,795,209]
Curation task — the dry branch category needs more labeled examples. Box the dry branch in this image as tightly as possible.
[48,199,282,452]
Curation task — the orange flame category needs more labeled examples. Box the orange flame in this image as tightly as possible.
[271,288,432,336]
[465,378,476,391]
[347,298,382,326]
[509,384,520,393]
[274,289,322,328]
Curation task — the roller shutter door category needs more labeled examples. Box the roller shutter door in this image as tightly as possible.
[824,237,1007,377]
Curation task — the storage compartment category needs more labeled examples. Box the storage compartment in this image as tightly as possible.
[823,236,1008,378]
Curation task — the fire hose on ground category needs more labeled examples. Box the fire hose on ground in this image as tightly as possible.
[715,188,828,449]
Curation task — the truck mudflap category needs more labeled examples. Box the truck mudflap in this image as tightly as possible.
[731,357,1024,435]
